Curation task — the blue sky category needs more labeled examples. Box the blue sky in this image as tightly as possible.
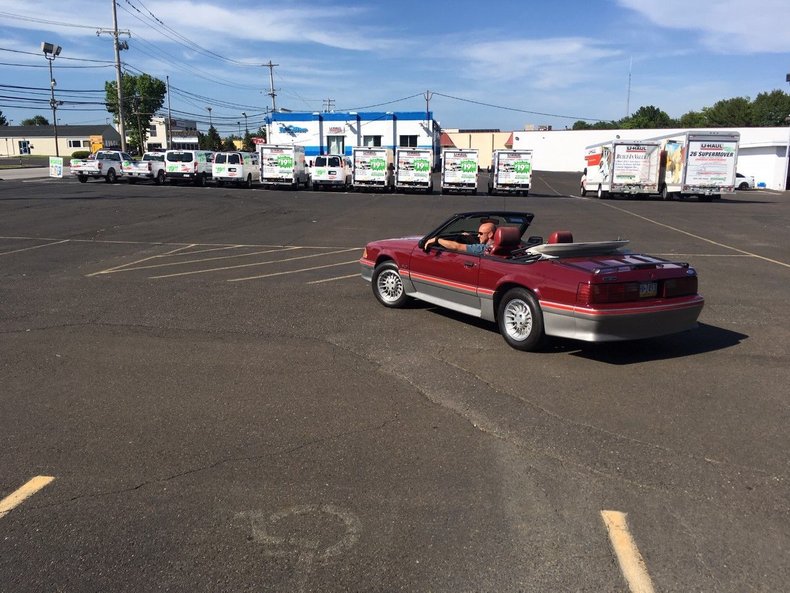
[1,0,789,135]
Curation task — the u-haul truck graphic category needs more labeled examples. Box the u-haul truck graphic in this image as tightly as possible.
[582,140,661,198]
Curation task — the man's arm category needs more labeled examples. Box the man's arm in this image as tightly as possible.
[425,237,468,252]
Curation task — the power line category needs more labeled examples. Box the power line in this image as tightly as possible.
[432,91,606,122]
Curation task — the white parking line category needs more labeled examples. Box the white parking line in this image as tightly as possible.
[229,259,359,282]
[149,248,361,279]
[307,273,360,285]
[0,476,55,519]
[601,510,656,593]
[0,239,69,256]
[86,244,196,277]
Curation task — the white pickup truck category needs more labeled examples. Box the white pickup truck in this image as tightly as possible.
[69,150,134,183]
[125,152,167,185]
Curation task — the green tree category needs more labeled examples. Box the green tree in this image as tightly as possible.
[242,131,254,152]
[0,110,7,126]
[704,97,752,127]
[221,136,237,151]
[204,126,223,150]
[751,90,790,127]
[21,115,50,126]
[105,73,167,153]
[621,105,675,129]
[678,110,708,128]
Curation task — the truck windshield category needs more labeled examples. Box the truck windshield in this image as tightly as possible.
[143,154,164,162]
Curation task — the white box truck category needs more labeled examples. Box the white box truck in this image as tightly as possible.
[395,147,433,193]
[581,140,661,199]
[488,149,533,196]
[653,130,740,201]
[259,144,308,189]
[441,148,478,194]
[351,147,394,191]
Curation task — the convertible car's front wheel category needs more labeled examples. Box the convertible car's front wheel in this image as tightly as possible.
[372,262,409,308]
[497,288,544,351]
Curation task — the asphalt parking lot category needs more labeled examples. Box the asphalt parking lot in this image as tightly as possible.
[1,172,788,592]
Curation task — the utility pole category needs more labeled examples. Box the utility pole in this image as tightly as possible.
[423,90,433,122]
[97,0,131,152]
[166,75,173,148]
[625,56,632,119]
[264,60,278,112]
[322,98,335,113]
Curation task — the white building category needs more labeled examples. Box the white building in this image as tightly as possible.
[512,127,790,190]
[266,111,439,165]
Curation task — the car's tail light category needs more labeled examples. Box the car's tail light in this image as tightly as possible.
[97,162,102,171]
[147,162,152,172]
[662,276,697,298]
[194,161,198,170]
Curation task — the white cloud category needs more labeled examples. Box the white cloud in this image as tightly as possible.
[617,0,790,53]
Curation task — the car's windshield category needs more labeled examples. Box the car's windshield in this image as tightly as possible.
[143,154,164,162]
[166,152,194,162]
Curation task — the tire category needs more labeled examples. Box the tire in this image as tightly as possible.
[580,185,586,197]
[497,288,544,351]
[596,185,604,199]
[155,170,165,185]
[661,185,672,201]
[78,175,87,183]
[372,262,409,308]
[522,190,529,197]
[196,173,206,187]
[216,179,224,188]
[245,174,252,189]
[105,168,117,184]
[738,182,749,190]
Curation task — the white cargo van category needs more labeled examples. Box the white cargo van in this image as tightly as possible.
[164,149,214,186]
[212,151,260,188]
[259,145,308,189]
[310,154,352,191]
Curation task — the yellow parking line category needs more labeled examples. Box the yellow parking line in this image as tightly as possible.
[601,510,655,593]
[86,244,196,277]
[0,476,55,519]
[149,248,360,279]
[229,260,359,282]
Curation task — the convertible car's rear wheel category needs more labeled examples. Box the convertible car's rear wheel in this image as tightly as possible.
[497,287,544,351]
[372,262,408,308]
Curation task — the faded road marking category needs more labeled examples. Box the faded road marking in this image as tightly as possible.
[0,476,55,519]
[307,273,360,284]
[588,200,790,269]
[229,260,359,282]
[0,239,69,256]
[601,510,655,593]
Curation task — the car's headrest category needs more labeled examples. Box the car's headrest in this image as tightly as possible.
[490,226,522,255]
[548,230,573,244]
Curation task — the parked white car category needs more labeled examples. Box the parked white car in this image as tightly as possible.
[735,172,755,190]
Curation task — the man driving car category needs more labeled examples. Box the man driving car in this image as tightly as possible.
[424,221,497,255]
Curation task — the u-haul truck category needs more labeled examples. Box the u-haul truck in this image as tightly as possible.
[441,148,478,194]
[488,149,533,196]
[351,147,394,191]
[259,144,308,189]
[395,147,433,193]
[652,130,740,201]
[581,140,661,198]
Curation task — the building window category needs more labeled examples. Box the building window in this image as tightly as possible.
[83,140,91,147]
[363,135,382,147]
[399,135,418,147]
[327,135,345,154]
[68,140,83,148]
[149,126,157,137]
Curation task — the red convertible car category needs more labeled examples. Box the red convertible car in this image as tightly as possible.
[360,211,704,351]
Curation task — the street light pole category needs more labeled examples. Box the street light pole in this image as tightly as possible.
[237,121,241,138]
[207,106,212,129]
[242,112,248,134]
[41,42,62,157]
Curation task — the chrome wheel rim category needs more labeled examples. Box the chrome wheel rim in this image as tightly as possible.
[377,269,403,303]
[503,298,532,341]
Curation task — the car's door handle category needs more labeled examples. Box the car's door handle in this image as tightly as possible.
[464,262,475,268]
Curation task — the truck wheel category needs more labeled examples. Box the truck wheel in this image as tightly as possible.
[497,287,544,351]
[522,190,529,197]
[105,168,117,184]
[155,170,165,185]
[216,180,224,187]
[596,185,604,199]
[78,175,87,183]
[196,173,206,187]
[661,185,672,201]
[580,185,586,196]
[245,174,252,189]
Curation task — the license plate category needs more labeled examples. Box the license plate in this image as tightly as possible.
[639,281,658,298]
